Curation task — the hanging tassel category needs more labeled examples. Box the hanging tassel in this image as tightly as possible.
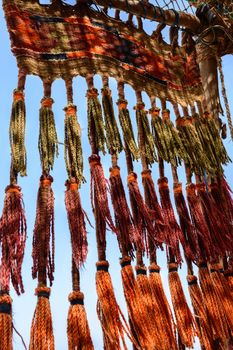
[149,264,177,350]
[150,106,168,161]
[96,260,134,349]
[32,175,55,286]
[127,172,161,252]
[187,274,214,350]
[158,177,183,264]
[29,287,55,350]
[141,169,167,245]
[67,291,94,350]
[9,89,27,177]
[186,183,213,261]
[87,88,106,155]
[210,264,233,335]
[120,257,155,349]
[65,180,88,268]
[176,116,210,173]
[218,176,233,226]
[173,181,201,262]
[38,97,59,174]
[197,182,231,256]
[64,104,85,184]
[89,155,117,242]
[161,109,188,166]
[0,184,26,295]
[168,263,197,348]
[117,99,139,161]
[135,265,167,350]
[109,166,139,257]
[135,102,157,166]
[198,265,229,345]
[0,294,12,350]
[101,82,123,155]
[204,111,230,167]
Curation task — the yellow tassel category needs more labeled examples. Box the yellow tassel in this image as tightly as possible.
[29,287,55,350]
[67,291,94,350]
[0,294,12,350]
[168,263,197,348]
[149,264,177,350]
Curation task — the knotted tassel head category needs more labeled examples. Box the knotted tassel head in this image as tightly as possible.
[87,88,106,155]
[187,275,214,350]
[67,291,94,350]
[149,264,177,350]
[0,184,27,295]
[198,264,229,344]
[64,104,85,184]
[9,89,27,177]
[96,260,134,349]
[65,180,88,268]
[168,263,197,348]
[0,294,12,350]
[29,287,54,350]
[32,175,55,286]
[39,97,59,174]
[117,99,139,161]
[109,166,140,256]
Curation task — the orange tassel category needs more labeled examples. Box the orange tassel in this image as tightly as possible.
[96,260,134,349]
[210,264,233,336]
[29,287,55,350]
[168,263,197,348]
[187,275,214,350]
[67,291,94,350]
[149,264,177,350]
[0,294,12,350]
[198,265,229,345]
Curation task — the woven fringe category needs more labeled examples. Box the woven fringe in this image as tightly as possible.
[0,294,12,350]
[67,291,94,350]
[0,185,26,295]
[168,263,197,348]
[29,287,55,350]
[9,89,27,177]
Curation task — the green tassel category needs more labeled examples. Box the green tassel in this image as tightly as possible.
[9,89,27,177]
[117,99,139,161]
[161,109,189,166]
[150,107,168,161]
[135,102,157,166]
[101,87,123,154]
[87,88,106,154]
[38,97,59,174]
[64,104,85,184]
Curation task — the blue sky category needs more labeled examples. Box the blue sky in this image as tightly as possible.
[0,2,232,349]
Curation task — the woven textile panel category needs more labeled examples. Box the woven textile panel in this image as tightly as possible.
[3,0,202,106]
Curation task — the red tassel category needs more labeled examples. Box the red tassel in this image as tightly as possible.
[32,175,55,286]
[173,182,201,262]
[65,180,88,268]
[186,183,213,261]
[127,172,162,252]
[197,183,231,256]
[0,184,26,295]
[89,155,117,245]
[109,167,140,256]
[217,177,233,232]
[158,177,183,264]
[141,170,167,246]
